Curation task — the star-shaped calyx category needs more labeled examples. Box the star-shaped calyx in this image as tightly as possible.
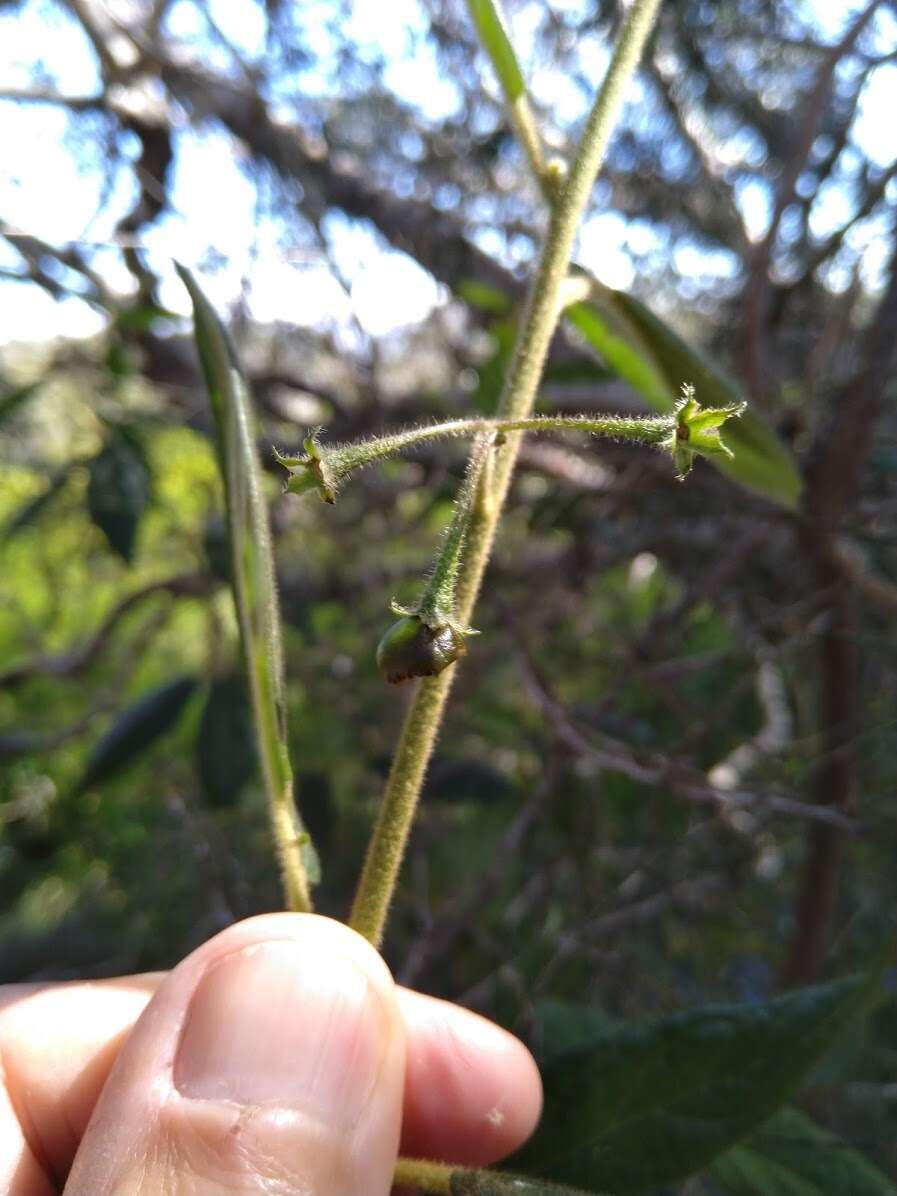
[670,384,746,480]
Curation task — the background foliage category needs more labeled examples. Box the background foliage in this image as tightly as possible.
[1,0,896,1187]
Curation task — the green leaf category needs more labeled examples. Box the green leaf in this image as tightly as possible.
[114,302,178,333]
[466,0,526,102]
[177,265,319,902]
[104,337,136,380]
[566,301,670,411]
[474,312,518,414]
[565,279,802,509]
[196,674,258,808]
[532,999,616,1068]
[451,1170,599,1195]
[710,1106,895,1196]
[513,975,876,1194]
[456,278,513,314]
[86,427,151,562]
[75,676,198,794]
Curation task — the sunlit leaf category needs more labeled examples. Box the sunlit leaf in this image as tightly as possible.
[566,300,669,410]
[565,278,802,509]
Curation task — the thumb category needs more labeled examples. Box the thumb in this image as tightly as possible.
[64,914,406,1196]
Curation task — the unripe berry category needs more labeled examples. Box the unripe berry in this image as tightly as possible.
[376,615,467,685]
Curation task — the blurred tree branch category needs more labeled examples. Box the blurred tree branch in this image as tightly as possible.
[0,572,217,690]
[781,236,897,987]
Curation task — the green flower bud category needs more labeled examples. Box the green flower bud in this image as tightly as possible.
[376,615,467,685]
[543,155,568,197]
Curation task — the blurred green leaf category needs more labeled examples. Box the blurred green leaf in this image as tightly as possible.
[466,0,526,102]
[196,674,258,808]
[114,302,178,333]
[566,300,670,410]
[474,313,518,413]
[86,427,151,562]
[177,264,319,897]
[456,278,512,314]
[75,675,198,795]
[514,975,876,1193]
[104,338,136,380]
[566,279,802,509]
[710,1106,895,1195]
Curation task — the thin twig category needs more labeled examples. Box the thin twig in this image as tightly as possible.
[514,637,856,833]
[0,573,216,689]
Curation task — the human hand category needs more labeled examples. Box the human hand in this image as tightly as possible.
[0,914,542,1194]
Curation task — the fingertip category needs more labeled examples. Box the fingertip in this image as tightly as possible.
[398,990,543,1167]
[195,912,397,998]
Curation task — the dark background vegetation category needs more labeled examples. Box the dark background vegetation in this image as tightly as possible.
[1,0,896,1182]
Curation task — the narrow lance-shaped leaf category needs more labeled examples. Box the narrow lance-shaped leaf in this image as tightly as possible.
[177,265,318,910]
[196,673,258,808]
[74,676,198,795]
[566,299,670,412]
[465,0,550,192]
[565,276,803,509]
[513,973,877,1194]
[466,0,526,101]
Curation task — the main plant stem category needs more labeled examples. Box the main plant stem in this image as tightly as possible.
[350,0,664,947]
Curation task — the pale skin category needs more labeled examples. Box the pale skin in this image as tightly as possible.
[0,913,542,1195]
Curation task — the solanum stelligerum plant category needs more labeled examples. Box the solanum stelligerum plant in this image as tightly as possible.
[179,2,887,1192]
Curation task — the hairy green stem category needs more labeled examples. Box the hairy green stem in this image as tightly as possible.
[349,0,664,947]
[510,94,551,195]
[418,432,493,627]
[281,413,674,500]
[349,674,452,943]
[394,1157,454,1193]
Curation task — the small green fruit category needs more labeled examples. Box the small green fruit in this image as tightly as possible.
[376,615,466,685]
